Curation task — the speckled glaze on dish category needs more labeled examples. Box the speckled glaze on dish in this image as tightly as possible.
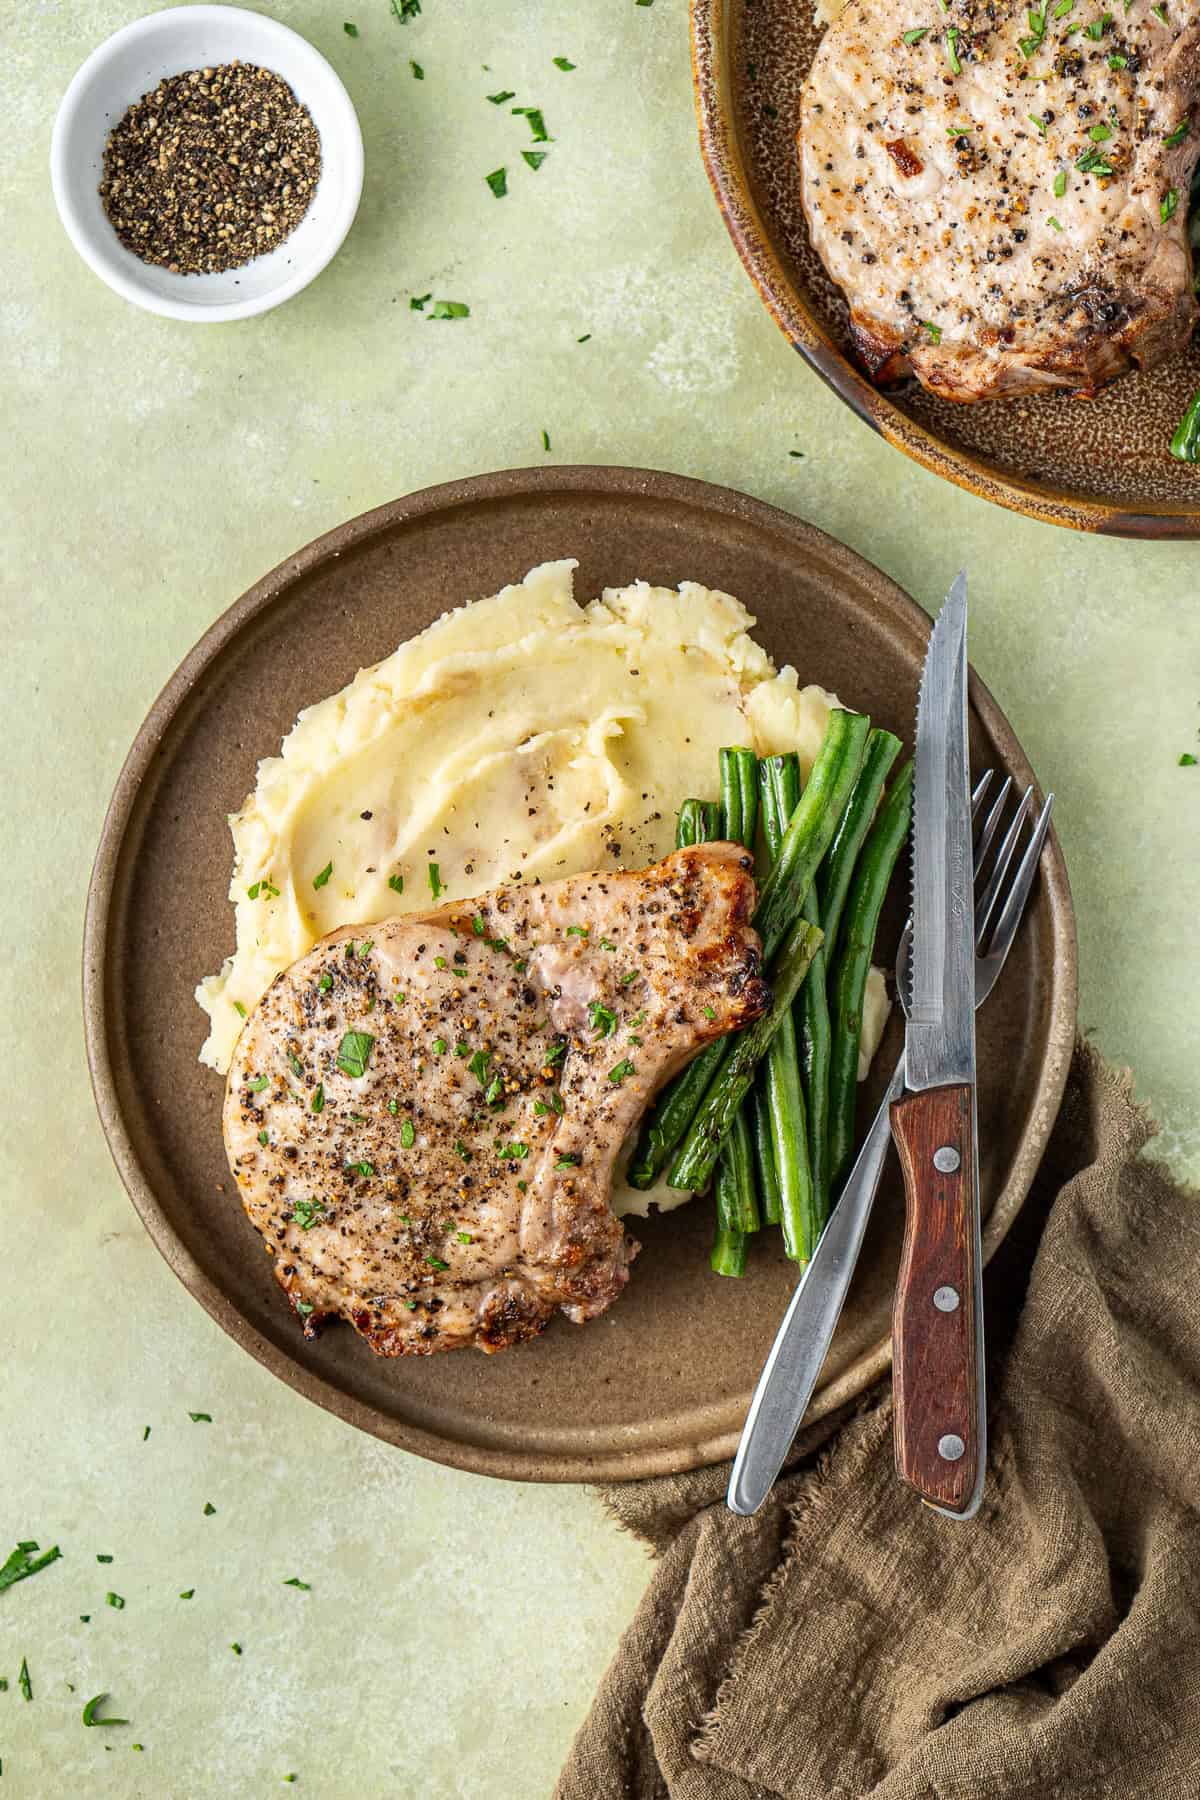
[83,466,1077,1483]
[692,0,1200,537]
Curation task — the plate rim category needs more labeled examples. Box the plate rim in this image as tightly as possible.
[689,0,1200,542]
[83,463,1078,1482]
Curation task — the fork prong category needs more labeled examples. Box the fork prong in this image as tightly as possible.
[974,774,1014,874]
[971,769,994,824]
[980,794,1054,967]
[976,785,1034,947]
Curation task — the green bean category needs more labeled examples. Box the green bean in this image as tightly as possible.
[816,729,902,969]
[667,918,824,1194]
[710,1221,748,1279]
[827,762,914,1188]
[758,758,816,1261]
[1170,387,1200,463]
[713,747,762,1271]
[626,795,724,1189]
[752,711,870,960]
[751,1087,783,1226]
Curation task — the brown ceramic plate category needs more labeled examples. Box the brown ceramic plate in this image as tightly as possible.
[692,1,1200,538]
[84,467,1076,1482]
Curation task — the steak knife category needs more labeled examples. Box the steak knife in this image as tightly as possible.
[890,573,986,1519]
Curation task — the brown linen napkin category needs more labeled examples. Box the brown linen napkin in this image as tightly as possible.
[557,1042,1200,1800]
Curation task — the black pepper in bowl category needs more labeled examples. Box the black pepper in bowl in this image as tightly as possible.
[99,62,321,276]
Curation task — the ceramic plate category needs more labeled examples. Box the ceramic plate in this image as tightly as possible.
[692,0,1200,538]
[84,467,1076,1481]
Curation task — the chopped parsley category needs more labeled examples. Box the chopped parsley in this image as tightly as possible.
[1162,187,1179,221]
[391,0,421,19]
[0,1542,61,1594]
[534,1092,565,1116]
[142,1427,151,1441]
[1151,1,1168,17]
[428,300,470,321]
[1048,214,1064,230]
[1088,121,1114,141]
[487,89,516,104]
[1165,120,1190,148]
[188,1412,212,1423]
[399,1119,416,1149]
[544,1041,566,1066]
[565,924,589,939]
[82,1693,128,1727]
[455,1040,470,1057]
[512,105,551,142]
[432,1037,448,1055]
[1179,752,1197,766]
[387,1096,399,1115]
[920,320,943,343]
[388,873,404,894]
[608,1059,636,1084]
[1028,113,1048,135]
[577,332,591,342]
[945,24,962,70]
[425,1256,450,1272]
[599,938,617,951]
[620,970,639,986]
[484,1075,505,1107]
[231,1642,242,1656]
[410,59,424,79]
[282,1577,311,1591]
[702,1005,717,1020]
[318,972,334,993]
[1018,8,1045,55]
[1108,50,1127,66]
[553,56,576,69]
[233,1000,247,1018]
[295,1300,315,1318]
[427,862,444,897]
[248,1073,270,1092]
[203,1503,216,1516]
[19,1658,31,1702]
[468,1049,491,1083]
[343,22,359,35]
[410,292,431,310]
[105,1592,125,1610]
[287,1051,304,1079]
[247,879,279,900]
[1075,147,1113,176]
[258,1129,269,1146]
[1054,169,1068,196]
[292,1199,326,1230]
[179,1589,195,1599]
[555,1153,581,1170]
[541,429,551,452]
[454,1141,472,1161]
[901,26,928,42]
[486,167,508,198]
[311,1084,325,1114]
[1084,10,1111,36]
[1053,0,1074,12]
[456,1231,473,1244]
[588,1002,618,1037]
[336,1031,375,1078]
[312,861,333,890]
[498,1141,530,1160]
[434,955,447,969]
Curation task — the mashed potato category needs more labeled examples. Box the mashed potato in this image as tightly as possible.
[197,560,889,1215]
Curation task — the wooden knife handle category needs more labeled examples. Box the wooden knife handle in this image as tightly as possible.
[889,1083,982,1515]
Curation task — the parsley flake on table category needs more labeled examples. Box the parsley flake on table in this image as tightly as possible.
[0,1542,62,1594]
[486,167,508,198]
[82,1693,128,1727]
[188,1411,212,1423]
[96,1554,114,1564]
[1180,752,1198,766]
[553,56,576,70]
[511,105,551,142]
[411,60,424,79]
[487,89,516,104]
[283,1577,312,1590]
[388,872,404,893]
[19,1658,32,1701]
[343,22,359,36]
[179,1589,195,1599]
[410,292,431,310]
[390,0,421,19]
[105,1592,125,1610]
[203,1503,217,1516]
[542,429,551,451]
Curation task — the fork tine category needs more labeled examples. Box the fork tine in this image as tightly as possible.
[980,794,1054,966]
[974,774,1014,873]
[971,769,994,824]
[976,785,1034,947]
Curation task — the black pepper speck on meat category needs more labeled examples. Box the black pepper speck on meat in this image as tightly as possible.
[799,0,1200,399]
[223,845,769,1356]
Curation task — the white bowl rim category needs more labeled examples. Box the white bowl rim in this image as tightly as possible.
[49,3,364,324]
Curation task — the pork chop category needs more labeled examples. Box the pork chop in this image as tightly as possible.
[223,844,768,1355]
[799,0,1200,401]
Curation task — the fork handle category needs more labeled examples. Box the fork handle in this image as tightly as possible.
[890,1083,984,1517]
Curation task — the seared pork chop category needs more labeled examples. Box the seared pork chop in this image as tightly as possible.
[223,845,768,1355]
[800,0,1200,400]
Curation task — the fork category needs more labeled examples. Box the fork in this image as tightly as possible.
[726,772,1055,1516]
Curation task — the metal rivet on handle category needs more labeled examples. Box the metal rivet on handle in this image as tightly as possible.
[938,1433,966,1462]
[933,1145,960,1174]
[933,1285,960,1313]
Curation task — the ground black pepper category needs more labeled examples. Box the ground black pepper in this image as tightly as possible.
[99,62,321,275]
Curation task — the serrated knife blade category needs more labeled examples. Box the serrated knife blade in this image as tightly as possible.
[890,572,986,1521]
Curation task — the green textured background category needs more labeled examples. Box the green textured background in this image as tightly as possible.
[3,2,1198,1793]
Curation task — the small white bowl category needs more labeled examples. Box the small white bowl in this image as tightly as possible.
[50,5,363,323]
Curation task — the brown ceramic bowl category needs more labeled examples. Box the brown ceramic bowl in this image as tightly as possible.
[83,466,1076,1482]
[691,0,1200,538]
